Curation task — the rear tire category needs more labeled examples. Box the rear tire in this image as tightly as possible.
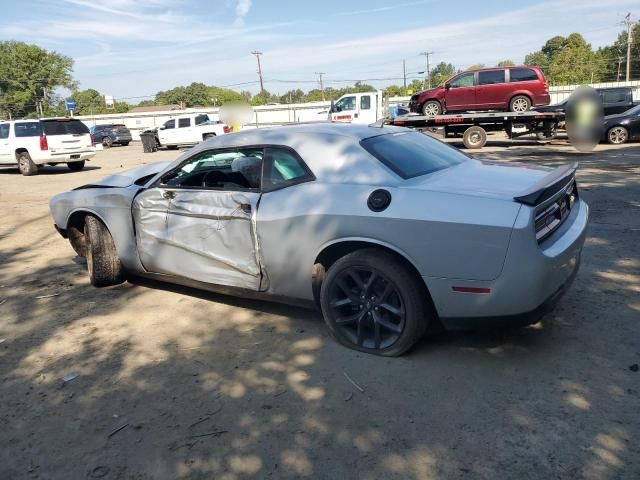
[121,141,130,146]
[509,95,531,113]
[17,152,39,176]
[84,215,125,287]
[67,160,85,171]
[422,100,442,116]
[320,249,428,356]
[102,136,113,148]
[607,126,628,145]
[463,126,487,149]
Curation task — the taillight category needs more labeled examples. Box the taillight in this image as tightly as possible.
[40,135,48,151]
[223,125,231,134]
[90,134,95,146]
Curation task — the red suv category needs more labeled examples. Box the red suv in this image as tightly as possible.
[409,66,550,116]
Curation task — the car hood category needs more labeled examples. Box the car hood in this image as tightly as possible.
[417,86,444,98]
[402,159,552,200]
[75,161,171,189]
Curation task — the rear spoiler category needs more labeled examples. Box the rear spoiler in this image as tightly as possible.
[514,162,578,206]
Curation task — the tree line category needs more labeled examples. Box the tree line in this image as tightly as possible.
[1,24,638,118]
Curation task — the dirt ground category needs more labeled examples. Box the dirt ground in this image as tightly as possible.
[0,134,639,480]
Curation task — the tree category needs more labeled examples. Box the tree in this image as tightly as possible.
[497,60,515,67]
[68,89,106,115]
[525,33,605,85]
[279,89,305,104]
[466,64,486,71]
[0,41,76,119]
[406,79,426,94]
[598,23,640,81]
[430,62,456,86]
[385,84,405,96]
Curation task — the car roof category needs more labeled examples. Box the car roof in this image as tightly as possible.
[170,123,409,185]
[221,122,406,142]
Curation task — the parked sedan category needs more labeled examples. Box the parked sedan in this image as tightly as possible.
[91,124,132,148]
[602,104,640,144]
[49,124,588,356]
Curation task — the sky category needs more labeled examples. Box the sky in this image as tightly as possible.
[0,0,636,102]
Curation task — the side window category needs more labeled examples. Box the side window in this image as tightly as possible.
[360,95,371,110]
[0,124,9,139]
[510,68,538,82]
[478,70,505,85]
[602,91,626,104]
[263,147,313,190]
[450,73,474,88]
[14,122,41,137]
[178,118,191,128]
[194,114,209,125]
[163,119,175,129]
[162,148,264,190]
[335,96,356,112]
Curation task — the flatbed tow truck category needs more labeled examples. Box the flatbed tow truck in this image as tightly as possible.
[390,111,564,149]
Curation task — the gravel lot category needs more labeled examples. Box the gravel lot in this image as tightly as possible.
[1,135,639,479]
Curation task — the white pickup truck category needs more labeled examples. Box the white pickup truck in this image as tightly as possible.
[329,90,387,124]
[0,118,96,176]
[157,113,230,149]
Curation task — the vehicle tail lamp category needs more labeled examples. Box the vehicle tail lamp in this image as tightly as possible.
[224,125,231,134]
[40,135,48,151]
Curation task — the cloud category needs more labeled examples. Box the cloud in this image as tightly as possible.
[333,0,437,16]
[234,0,252,26]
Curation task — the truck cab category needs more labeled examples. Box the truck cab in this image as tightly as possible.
[330,91,385,124]
[157,114,230,148]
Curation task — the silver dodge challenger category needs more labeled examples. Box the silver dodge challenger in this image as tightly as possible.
[50,124,589,356]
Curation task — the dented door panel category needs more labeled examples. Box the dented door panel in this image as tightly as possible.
[164,190,261,290]
[132,188,172,273]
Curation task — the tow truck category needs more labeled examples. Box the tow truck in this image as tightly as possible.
[391,111,564,149]
[327,91,564,149]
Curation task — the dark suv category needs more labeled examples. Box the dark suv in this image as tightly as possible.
[90,124,132,148]
[409,66,550,115]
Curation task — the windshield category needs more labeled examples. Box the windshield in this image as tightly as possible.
[623,104,640,115]
[361,131,467,179]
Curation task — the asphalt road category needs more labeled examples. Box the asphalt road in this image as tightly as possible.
[0,136,638,479]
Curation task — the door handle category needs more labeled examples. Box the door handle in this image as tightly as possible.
[162,191,176,199]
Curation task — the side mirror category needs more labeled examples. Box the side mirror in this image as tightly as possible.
[159,125,166,130]
[444,83,451,90]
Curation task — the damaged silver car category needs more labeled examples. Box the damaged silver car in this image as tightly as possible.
[50,124,588,356]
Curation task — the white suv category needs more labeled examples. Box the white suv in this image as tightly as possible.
[0,118,96,176]
[157,114,230,149]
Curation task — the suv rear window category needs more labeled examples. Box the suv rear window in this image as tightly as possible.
[361,131,466,179]
[510,68,538,82]
[41,120,89,136]
[15,122,41,137]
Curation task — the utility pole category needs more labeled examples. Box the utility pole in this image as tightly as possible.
[623,13,634,82]
[402,59,407,93]
[420,51,434,88]
[251,51,265,102]
[315,72,325,101]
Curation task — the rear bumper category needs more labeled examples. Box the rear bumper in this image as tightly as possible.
[425,198,589,328]
[33,150,96,165]
[534,92,551,106]
[439,254,580,330]
[114,135,132,143]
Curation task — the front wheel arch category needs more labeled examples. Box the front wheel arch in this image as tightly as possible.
[65,209,111,257]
